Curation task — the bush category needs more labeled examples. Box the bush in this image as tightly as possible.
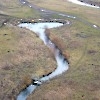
[44,29,70,63]
[51,36,65,51]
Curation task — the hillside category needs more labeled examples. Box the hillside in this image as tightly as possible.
[0,0,100,100]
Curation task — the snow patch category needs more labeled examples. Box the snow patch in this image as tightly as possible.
[68,0,100,8]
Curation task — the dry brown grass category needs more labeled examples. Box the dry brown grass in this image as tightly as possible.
[18,75,32,91]
[62,50,70,59]
[43,86,73,100]
[50,34,70,62]
[27,19,100,100]
[0,25,56,99]
[45,29,70,61]
[0,1,40,18]
[51,36,65,51]
[0,1,100,99]
[28,0,100,26]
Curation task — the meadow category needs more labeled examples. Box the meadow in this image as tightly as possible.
[0,0,100,100]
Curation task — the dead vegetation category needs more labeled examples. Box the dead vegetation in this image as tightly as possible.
[0,25,56,100]
[45,28,70,62]
[0,0,100,99]
[17,75,32,91]
[32,18,100,100]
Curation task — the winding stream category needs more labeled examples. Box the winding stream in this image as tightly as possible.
[17,22,69,100]
[16,0,100,99]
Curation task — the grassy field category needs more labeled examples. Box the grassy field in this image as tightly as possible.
[28,0,100,26]
[0,0,100,100]
[0,24,56,99]
[0,0,40,18]
[28,17,100,100]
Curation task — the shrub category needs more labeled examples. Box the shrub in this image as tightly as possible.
[62,50,70,59]
[44,29,70,63]
[51,36,65,51]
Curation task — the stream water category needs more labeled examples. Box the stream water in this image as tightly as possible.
[17,22,69,100]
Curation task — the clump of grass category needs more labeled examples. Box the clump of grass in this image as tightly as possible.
[51,35,70,61]
[45,28,51,37]
[18,75,32,91]
[62,50,70,59]
[45,29,70,61]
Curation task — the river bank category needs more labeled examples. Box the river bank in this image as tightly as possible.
[0,15,100,100]
[0,23,57,99]
[0,0,100,99]
[17,22,69,100]
[79,0,100,7]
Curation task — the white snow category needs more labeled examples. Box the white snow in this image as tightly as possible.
[41,9,45,12]
[93,25,97,28]
[59,13,76,19]
[68,0,100,8]
[17,85,37,100]
[23,2,25,4]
